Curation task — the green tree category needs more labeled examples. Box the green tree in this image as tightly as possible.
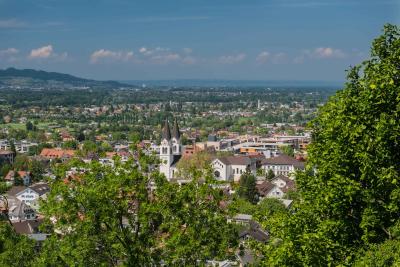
[237,171,258,204]
[62,140,78,150]
[29,143,52,156]
[38,155,237,265]
[25,121,34,131]
[0,164,11,178]
[13,154,29,170]
[9,140,16,155]
[0,222,36,267]
[354,238,400,266]
[76,131,85,142]
[13,172,23,186]
[228,197,257,216]
[176,151,212,179]
[259,24,400,266]
[29,159,45,182]
[280,145,294,157]
[266,169,275,180]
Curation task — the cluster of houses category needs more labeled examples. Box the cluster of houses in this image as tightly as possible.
[0,119,307,266]
[1,181,50,240]
[159,120,304,201]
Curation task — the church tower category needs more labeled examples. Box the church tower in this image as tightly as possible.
[171,118,182,156]
[159,119,182,180]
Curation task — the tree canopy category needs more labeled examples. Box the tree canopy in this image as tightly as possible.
[258,24,400,266]
[35,155,237,266]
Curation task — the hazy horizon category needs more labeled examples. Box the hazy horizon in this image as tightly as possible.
[1,0,398,81]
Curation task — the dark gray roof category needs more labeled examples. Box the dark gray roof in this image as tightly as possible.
[218,156,251,166]
[162,119,171,140]
[29,182,50,196]
[257,175,296,196]
[172,119,181,140]
[239,221,269,243]
[256,181,276,197]
[262,154,305,168]
[9,200,35,219]
[171,155,182,167]
[12,219,43,235]
[6,186,27,197]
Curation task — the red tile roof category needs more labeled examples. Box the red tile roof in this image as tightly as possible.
[40,148,75,159]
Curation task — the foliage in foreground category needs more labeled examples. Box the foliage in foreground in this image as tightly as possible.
[36,158,237,266]
[258,24,400,266]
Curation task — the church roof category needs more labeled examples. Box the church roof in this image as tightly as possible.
[162,119,171,140]
[172,119,181,140]
[171,155,182,167]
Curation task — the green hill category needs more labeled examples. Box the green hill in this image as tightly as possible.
[0,67,131,89]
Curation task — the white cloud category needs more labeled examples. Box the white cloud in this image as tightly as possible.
[218,53,246,64]
[29,45,53,59]
[56,52,68,61]
[294,47,346,63]
[313,47,345,58]
[0,48,19,56]
[139,47,151,55]
[256,51,270,64]
[90,49,134,63]
[183,48,193,54]
[0,19,26,28]
[0,48,19,62]
[137,46,197,65]
[139,47,171,57]
[93,46,196,65]
[272,52,287,64]
[125,51,134,60]
[182,56,196,65]
[293,55,305,64]
[150,53,181,64]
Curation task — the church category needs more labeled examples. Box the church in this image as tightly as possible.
[159,119,182,181]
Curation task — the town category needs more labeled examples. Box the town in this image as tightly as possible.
[0,0,397,265]
[0,82,318,265]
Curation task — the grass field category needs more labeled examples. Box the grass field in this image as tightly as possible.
[0,122,54,130]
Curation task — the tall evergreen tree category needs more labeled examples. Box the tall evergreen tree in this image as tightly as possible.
[237,171,258,204]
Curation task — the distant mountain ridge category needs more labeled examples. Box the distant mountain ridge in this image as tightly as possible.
[0,68,131,89]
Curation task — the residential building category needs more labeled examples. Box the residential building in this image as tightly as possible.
[4,170,31,186]
[6,182,50,209]
[212,156,256,182]
[8,199,36,222]
[40,148,75,161]
[0,139,38,153]
[0,150,14,165]
[256,175,296,199]
[261,154,305,177]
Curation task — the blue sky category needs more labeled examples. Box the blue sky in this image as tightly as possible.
[0,0,398,81]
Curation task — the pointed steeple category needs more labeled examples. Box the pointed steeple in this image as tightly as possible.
[172,118,180,140]
[162,119,171,140]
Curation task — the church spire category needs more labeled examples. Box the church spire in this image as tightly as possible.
[162,119,171,140]
[172,118,180,140]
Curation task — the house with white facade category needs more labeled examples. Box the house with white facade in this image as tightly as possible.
[6,182,50,209]
[256,175,296,199]
[4,170,31,186]
[0,139,38,154]
[8,199,36,222]
[159,119,182,181]
[261,154,305,177]
[212,156,256,182]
